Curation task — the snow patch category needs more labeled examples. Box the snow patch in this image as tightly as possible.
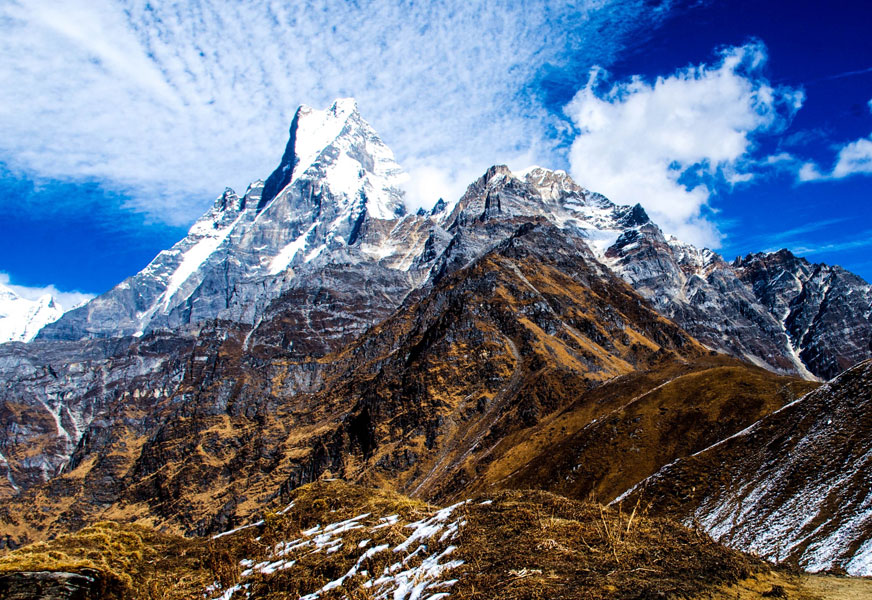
[207,501,469,600]
[268,222,318,275]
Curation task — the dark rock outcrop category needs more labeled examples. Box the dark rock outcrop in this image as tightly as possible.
[0,570,104,600]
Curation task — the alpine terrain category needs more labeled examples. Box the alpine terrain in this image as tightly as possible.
[1,99,871,599]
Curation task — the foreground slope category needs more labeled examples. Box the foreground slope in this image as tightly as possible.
[0,480,774,600]
[4,481,870,600]
[620,359,872,575]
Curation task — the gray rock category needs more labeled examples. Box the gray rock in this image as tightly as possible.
[0,570,103,600]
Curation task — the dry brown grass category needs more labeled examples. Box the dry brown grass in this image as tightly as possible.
[446,489,761,600]
[4,480,871,599]
[0,480,769,599]
[201,481,765,600]
[0,521,213,599]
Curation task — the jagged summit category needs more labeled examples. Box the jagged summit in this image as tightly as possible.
[36,99,415,341]
[261,97,406,218]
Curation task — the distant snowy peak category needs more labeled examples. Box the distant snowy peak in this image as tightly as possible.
[444,164,639,260]
[0,284,63,343]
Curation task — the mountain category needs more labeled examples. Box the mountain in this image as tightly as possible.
[617,358,872,576]
[1,99,872,586]
[734,250,872,379]
[34,130,872,381]
[0,283,63,343]
[36,98,421,350]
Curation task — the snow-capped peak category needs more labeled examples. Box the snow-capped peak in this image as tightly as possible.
[0,283,64,343]
[292,99,359,180]
[260,98,407,220]
[42,99,415,340]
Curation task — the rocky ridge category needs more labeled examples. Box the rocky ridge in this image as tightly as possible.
[618,359,872,575]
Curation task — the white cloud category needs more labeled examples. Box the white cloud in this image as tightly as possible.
[798,136,872,181]
[798,161,827,182]
[797,97,872,182]
[0,0,665,225]
[0,273,94,310]
[832,136,872,178]
[565,42,803,248]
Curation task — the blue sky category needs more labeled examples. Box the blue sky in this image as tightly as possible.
[0,0,870,300]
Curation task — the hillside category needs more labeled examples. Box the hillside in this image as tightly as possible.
[0,480,821,600]
[619,359,872,575]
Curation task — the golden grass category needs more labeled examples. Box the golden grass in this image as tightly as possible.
[3,480,868,599]
[0,521,212,599]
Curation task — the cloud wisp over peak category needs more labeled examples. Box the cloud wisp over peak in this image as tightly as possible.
[565,42,804,248]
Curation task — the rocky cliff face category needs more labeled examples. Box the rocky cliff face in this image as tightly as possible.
[0,334,192,500]
[734,250,872,379]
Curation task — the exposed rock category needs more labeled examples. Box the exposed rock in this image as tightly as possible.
[0,570,101,600]
[734,249,872,379]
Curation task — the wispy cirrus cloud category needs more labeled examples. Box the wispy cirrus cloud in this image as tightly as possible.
[789,233,872,256]
[564,42,804,248]
[0,0,670,221]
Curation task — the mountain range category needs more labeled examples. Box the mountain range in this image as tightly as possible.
[1,99,871,597]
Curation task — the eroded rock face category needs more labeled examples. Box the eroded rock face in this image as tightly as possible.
[0,570,102,600]
[0,334,191,498]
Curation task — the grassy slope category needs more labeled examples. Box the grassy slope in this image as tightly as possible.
[0,481,762,600]
[3,480,869,599]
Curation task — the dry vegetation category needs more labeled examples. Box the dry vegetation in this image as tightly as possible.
[0,480,790,600]
[0,521,212,599]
